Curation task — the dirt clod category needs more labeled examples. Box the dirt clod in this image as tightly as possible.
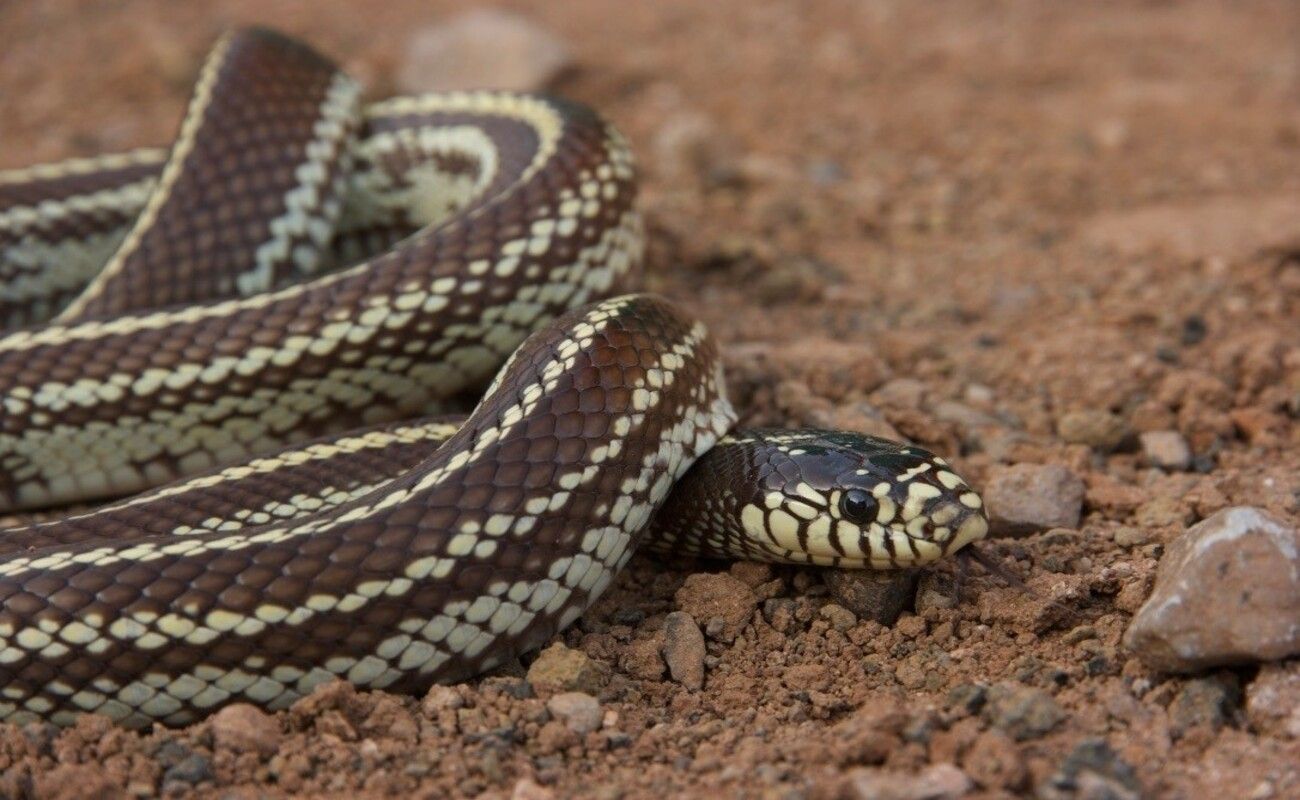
[674,572,757,642]
[662,611,706,690]
[526,643,609,694]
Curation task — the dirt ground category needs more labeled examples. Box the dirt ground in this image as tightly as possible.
[1,1,1299,798]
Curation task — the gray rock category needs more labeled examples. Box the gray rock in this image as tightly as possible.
[985,464,1085,536]
[545,692,602,735]
[662,611,706,690]
[824,569,917,625]
[982,683,1065,741]
[1139,430,1192,471]
[399,10,571,93]
[1123,507,1300,672]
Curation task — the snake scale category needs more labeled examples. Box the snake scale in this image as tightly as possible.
[0,29,988,728]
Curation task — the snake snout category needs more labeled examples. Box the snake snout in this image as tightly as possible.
[921,497,990,557]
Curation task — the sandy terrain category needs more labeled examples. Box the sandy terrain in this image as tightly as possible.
[0,1,1297,798]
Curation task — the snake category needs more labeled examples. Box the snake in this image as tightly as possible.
[0,28,989,729]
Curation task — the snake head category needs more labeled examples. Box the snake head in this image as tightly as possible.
[738,429,989,568]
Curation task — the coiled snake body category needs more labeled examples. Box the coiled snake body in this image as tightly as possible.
[0,29,988,728]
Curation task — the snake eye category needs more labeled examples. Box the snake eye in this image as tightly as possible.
[839,489,878,524]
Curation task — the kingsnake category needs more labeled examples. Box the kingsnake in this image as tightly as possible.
[0,28,988,729]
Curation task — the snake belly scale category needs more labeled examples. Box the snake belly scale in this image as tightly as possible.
[0,28,988,728]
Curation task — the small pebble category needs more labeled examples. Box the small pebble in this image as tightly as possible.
[662,611,706,690]
[526,643,609,694]
[675,572,758,642]
[1057,410,1129,451]
[545,692,602,735]
[985,463,1085,535]
[823,569,917,625]
[1124,507,1300,671]
[1139,430,1192,470]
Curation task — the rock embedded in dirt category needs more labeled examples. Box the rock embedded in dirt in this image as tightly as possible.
[1123,506,1300,672]
[546,692,602,735]
[1057,409,1129,451]
[823,569,917,625]
[398,10,571,93]
[1245,661,1300,739]
[985,463,1085,535]
[662,611,706,689]
[675,572,758,642]
[526,642,610,694]
[209,703,282,758]
[982,683,1066,741]
[1139,430,1193,470]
